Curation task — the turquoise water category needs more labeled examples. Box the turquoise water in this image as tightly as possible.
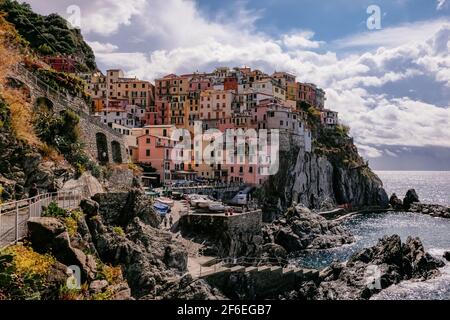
[294,171,450,300]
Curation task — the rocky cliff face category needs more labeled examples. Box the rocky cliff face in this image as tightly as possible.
[0,99,73,201]
[257,135,389,221]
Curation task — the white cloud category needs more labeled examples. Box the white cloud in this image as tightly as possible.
[358,145,383,158]
[334,19,449,48]
[437,0,448,10]
[25,0,147,36]
[282,31,324,49]
[22,0,450,158]
[87,41,118,54]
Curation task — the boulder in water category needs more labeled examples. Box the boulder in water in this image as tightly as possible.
[312,235,444,300]
[403,189,420,210]
[389,193,403,210]
[444,251,450,262]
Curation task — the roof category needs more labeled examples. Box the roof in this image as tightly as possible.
[143,125,176,128]
[137,133,177,142]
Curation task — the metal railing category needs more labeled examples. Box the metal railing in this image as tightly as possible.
[0,188,82,248]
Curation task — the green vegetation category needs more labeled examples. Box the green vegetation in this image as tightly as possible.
[314,124,366,170]
[64,211,83,237]
[42,202,67,218]
[112,226,125,237]
[0,0,96,71]
[91,289,114,300]
[30,65,91,104]
[96,262,123,285]
[0,245,56,300]
[33,109,102,177]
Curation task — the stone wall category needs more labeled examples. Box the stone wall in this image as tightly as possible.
[204,267,319,300]
[179,210,264,257]
[10,69,128,164]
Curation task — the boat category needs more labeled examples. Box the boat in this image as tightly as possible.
[153,202,169,216]
[172,192,183,200]
[197,199,212,209]
[156,197,174,207]
[208,202,226,212]
[188,194,208,207]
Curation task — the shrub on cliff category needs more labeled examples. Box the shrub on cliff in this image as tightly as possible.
[42,202,67,218]
[0,245,56,300]
[33,109,101,177]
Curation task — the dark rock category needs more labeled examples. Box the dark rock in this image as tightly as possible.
[403,189,420,210]
[256,142,389,220]
[27,217,66,252]
[27,218,96,281]
[42,261,70,300]
[408,203,450,219]
[444,251,450,262]
[178,210,263,258]
[263,205,354,253]
[84,191,189,299]
[313,235,444,300]
[80,199,99,217]
[257,243,288,264]
[92,189,160,228]
[89,280,109,293]
[389,193,403,210]
[159,274,227,300]
[164,245,188,271]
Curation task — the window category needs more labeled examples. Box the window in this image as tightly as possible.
[146,149,150,157]
[146,138,151,144]
[249,166,253,173]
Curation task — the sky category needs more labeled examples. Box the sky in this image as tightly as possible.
[22,0,450,170]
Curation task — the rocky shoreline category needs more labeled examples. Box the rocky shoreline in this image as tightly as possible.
[390,189,450,218]
[262,205,354,252]
[282,235,445,300]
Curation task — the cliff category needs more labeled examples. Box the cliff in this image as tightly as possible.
[257,126,389,220]
[0,0,97,71]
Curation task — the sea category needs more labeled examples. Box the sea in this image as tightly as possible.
[295,171,450,300]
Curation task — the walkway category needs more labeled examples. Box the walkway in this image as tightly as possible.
[188,256,319,280]
[0,189,82,248]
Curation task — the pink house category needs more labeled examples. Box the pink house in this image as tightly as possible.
[136,134,176,182]
[189,75,212,92]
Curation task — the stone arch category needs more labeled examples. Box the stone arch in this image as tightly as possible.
[35,96,54,112]
[111,140,123,163]
[96,132,109,163]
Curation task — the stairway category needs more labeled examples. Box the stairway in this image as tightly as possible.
[197,261,318,282]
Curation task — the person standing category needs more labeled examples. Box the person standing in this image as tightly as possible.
[29,183,39,203]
